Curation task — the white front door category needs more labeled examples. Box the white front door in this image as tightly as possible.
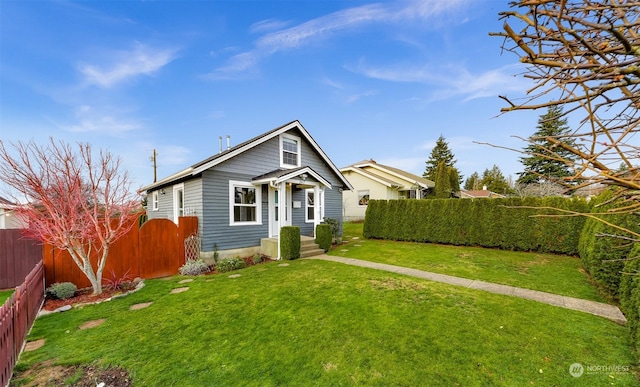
[269,184,291,237]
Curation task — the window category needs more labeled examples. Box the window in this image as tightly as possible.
[280,134,301,168]
[229,181,262,225]
[358,190,370,206]
[152,191,159,211]
[306,190,315,222]
[305,188,324,223]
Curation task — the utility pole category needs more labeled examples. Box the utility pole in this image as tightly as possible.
[150,149,157,183]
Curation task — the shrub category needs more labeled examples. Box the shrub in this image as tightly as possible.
[363,196,590,255]
[322,217,342,243]
[316,224,332,252]
[104,268,133,291]
[620,244,640,355]
[280,226,300,260]
[46,282,77,300]
[579,188,638,298]
[252,253,263,265]
[179,259,211,276]
[217,257,246,273]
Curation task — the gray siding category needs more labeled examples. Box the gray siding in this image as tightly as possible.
[201,169,269,252]
[149,127,348,252]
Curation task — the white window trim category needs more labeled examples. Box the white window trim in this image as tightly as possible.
[152,191,159,211]
[279,133,301,168]
[229,180,262,226]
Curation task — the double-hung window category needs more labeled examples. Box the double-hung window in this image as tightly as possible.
[280,134,301,168]
[229,181,261,225]
[305,189,324,223]
[152,191,159,211]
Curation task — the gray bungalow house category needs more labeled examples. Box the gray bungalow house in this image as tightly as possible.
[140,120,353,260]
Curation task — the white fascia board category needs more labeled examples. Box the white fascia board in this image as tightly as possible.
[340,167,398,188]
[365,164,433,188]
[139,167,193,192]
[277,167,333,189]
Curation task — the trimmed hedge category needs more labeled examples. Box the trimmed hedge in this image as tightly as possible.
[578,188,639,298]
[364,197,590,255]
[280,226,301,260]
[620,243,640,354]
[315,224,332,252]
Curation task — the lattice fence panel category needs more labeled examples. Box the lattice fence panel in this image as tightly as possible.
[184,234,201,261]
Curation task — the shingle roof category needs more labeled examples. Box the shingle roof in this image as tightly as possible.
[342,159,434,188]
[140,120,352,192]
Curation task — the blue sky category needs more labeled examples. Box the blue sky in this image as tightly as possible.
[1,0,542,190]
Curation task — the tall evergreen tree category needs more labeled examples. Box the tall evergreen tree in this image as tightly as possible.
[433,161,452,198]
[480,165,511,194]
[423,135,461,182]
[464,172,481,190]
[517,106,577,185]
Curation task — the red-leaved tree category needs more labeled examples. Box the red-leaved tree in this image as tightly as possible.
[0,138,141,294]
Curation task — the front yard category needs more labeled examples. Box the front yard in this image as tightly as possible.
[13,255,637,385]
[335,222,606,302]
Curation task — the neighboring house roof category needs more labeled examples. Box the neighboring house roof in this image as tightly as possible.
[459,189,506,199]
[140,120,353,192]
[0,196,16,208]
[340,159,435,189]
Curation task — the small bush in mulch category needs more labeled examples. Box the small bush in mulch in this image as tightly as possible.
[45,282,77,300]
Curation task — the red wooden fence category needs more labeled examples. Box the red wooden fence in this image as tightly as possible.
[0,230,43,289]
[43,217,198,288]
[1,261,45,387]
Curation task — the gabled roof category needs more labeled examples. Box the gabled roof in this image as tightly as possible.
[0,196,16,208]
[140,120,352,192]
[340,159,434,189]
[252,166,332,189]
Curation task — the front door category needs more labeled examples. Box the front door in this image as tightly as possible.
[269,185,291,237]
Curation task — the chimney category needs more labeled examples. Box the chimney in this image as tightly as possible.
[482,185,487,191]
[226,135,230,150]
[219,136,223,153]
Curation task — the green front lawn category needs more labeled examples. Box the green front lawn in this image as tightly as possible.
[335,222,605,302]
[14,260,637,385]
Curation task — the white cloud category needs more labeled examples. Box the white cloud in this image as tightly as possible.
[79,42,177,88]
[207,0,468,79]
[60,105,142,135]
[249,18,291,34]
[353,61,530,102]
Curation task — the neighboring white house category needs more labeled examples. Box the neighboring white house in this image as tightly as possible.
[0,196,24,229]
[340,159,435,221]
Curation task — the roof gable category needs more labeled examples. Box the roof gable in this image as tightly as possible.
[342,159,434,189]
[141,120,352,192]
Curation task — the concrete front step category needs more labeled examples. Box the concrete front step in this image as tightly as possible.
[300,236,325,257]
[260,236,326,258]
[300,248,326,258]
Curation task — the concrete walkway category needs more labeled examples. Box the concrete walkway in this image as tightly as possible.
[308,254,627,325]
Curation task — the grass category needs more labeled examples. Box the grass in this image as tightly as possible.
[13,259,637,386]
[334,222,605,302]
[0,289,14,305]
